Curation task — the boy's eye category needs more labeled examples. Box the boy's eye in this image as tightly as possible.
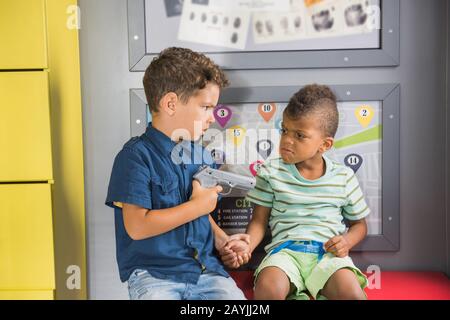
[280,128,287,135]
[295,132,305,139]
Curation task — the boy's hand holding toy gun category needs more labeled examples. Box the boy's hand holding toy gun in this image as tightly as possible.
[193,166,256,195]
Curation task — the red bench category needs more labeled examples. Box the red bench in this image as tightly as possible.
[229,271,450,300]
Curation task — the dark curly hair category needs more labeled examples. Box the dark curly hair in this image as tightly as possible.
[143,47,229,113]
[284,84,339,137]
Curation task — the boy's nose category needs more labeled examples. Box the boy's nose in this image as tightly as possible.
[208,110,215,124]
[282,135,294,145]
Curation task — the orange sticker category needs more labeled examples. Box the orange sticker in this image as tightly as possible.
[304,0,324,8]
[258,103,277,122]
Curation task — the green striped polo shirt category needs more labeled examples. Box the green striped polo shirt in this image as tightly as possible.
[245,155,370,253]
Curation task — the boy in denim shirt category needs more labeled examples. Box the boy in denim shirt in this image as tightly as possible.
[106,47,249,300]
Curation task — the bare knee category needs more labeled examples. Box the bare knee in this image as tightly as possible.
[336,286,366,300]
[321,268,366,300]
[254,267,291,300]
[254,277,287,300]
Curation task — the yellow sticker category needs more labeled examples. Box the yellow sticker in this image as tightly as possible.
[354,105,375,128]
[227,125,246,146]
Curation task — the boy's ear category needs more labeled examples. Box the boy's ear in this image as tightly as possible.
[159,92,178,116]
[320,137,334,153]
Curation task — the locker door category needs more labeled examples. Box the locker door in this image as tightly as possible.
[0,0,47,69]
[0,71,53,182]
[0,183,55,292]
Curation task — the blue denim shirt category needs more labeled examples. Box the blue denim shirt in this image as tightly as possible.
[105,123,228,284]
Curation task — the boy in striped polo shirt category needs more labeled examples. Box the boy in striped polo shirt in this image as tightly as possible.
[222,84,370,300]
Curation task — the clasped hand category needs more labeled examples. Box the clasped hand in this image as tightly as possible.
[217,234,252,269]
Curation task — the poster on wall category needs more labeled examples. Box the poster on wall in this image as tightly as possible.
[147,0,380,52]
[129,84,400,252]
[128,0,399,70]
[203,100,382,237]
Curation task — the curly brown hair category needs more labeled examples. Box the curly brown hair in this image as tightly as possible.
[284,84,339,137]
[143,47,229,113]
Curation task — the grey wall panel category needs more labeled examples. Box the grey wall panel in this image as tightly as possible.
[79,0,143,300]
[446,0,450,278]
[79,0,449,299]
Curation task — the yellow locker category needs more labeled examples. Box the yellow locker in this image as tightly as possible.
[0,290,54,300]
[0,0,47,69]
[0,71,53,182]
[0,184,55,292]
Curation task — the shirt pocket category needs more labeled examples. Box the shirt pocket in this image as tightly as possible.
[150,175,180,209]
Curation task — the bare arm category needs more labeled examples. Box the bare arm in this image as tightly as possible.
[123,201,200,240]
[122,181,222,240]
[324,218,367,257]
[219,204,271,268]
[246,204,271,253]
[209,215,229,249]
[345,218,368,248]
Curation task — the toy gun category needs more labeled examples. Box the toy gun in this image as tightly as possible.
[193,166,256,195]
